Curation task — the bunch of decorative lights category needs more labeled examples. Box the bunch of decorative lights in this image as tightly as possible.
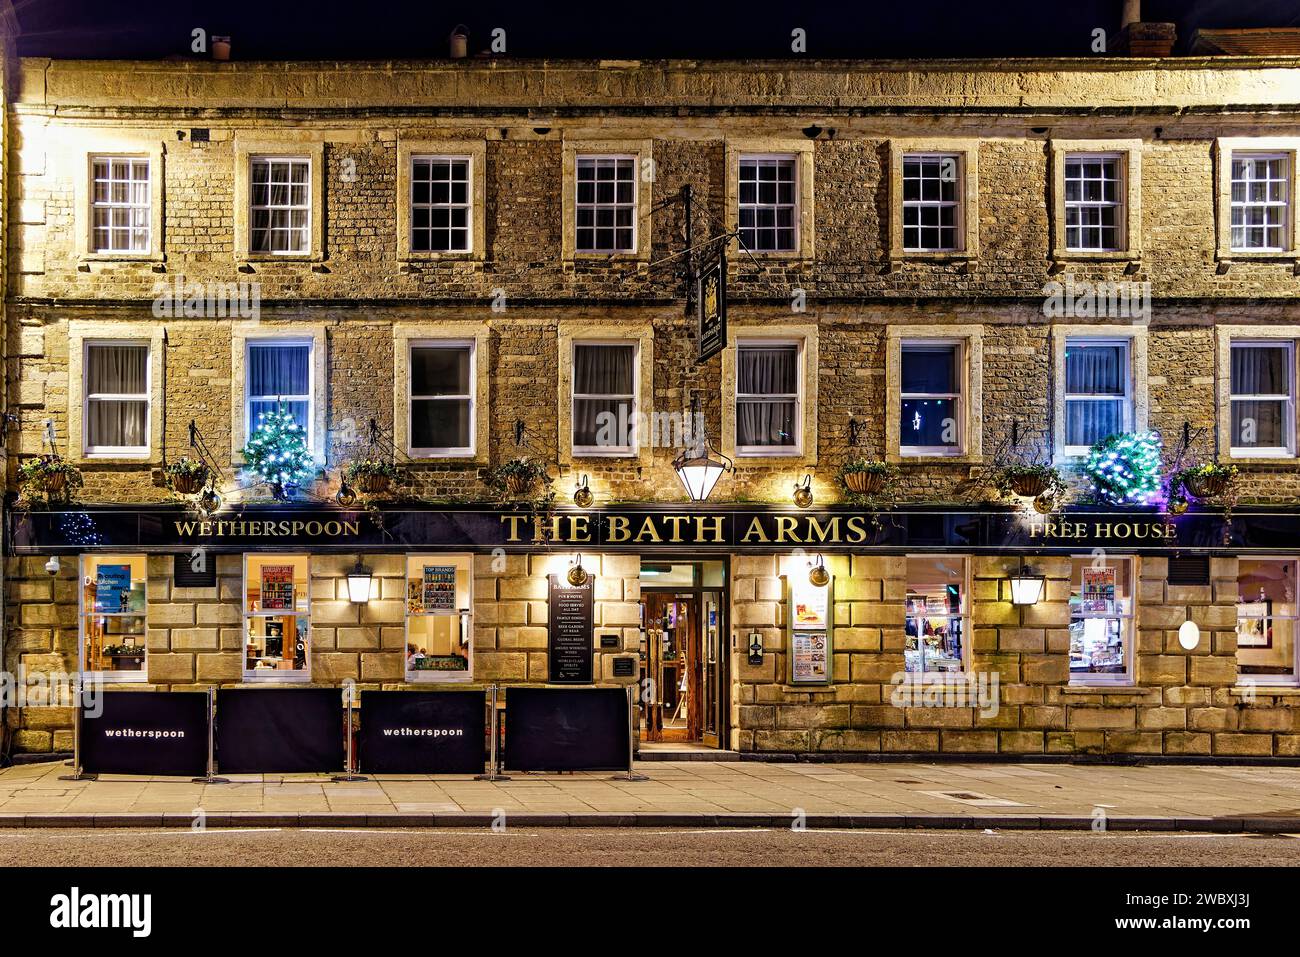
[1084,431,1163,505]
[240,403,314,496]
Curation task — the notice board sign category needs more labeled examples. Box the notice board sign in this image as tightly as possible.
[787,573,833,685]
[548,573,594,683]
[357,690,485,774]
[215,688,343,774]
[80,690,209,777]
[696,251,727,364]
[503,687,630,772]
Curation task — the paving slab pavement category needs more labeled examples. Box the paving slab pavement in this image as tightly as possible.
[0,759,1299,831]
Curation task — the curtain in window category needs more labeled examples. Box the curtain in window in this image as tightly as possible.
[249,344,310,430]
[737,346,797,448]
[1065,344,1125,447]
[86,345,147,449]
[411,347,472,450]
[1231,346,1289,449]
[573,344,634,448]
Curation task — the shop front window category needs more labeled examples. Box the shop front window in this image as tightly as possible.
[244,554,310,679]
[405,554,473,681]
[1236,558,1298,685]
[80,554,147,682]
[904,555,968,674]
[1069,556,1133,684]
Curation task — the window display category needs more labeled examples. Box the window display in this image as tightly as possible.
[1069,556,1133,682]
[80,554,147,681]
[1237,558,1298,683]
[405,554,473,681]
[244,554,310,678]
[904,555,968,674]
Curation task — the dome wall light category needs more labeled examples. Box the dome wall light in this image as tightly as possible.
[808,554,830,587]
[793,474,814,509]
[567,553,590,587]
[573,474,594,509]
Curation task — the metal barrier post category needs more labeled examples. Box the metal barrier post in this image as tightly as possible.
[332,688,367,782]
[474,684,510,781]
[610,684,648,781]
[192,686,229,784]
[58,677,96,782]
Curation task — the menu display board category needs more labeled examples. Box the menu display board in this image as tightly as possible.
[791,631,829,683]
[260,564,295,611]
[548,574,594,683]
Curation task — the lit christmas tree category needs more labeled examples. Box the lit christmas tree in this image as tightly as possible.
[241,402,314,500]
[1085,431,1163,505]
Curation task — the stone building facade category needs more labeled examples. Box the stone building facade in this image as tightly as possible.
[3,54,1300,760]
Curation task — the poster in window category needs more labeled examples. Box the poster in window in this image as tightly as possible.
[260,565,296,611]
[1081,567,1116,614]
[94,564,141,614]
[1236,601,1272,648]
[422,565,457,613]
[791,631,829,684]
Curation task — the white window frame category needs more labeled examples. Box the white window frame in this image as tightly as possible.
[574,154,638,254]
[901,152,962,253]
[737,154,800,254]
[1063,337,1132,457]
[90,156,151,254]
[1230,151,1291,253]
[899,338,965,456]
[1235,556,1299,688]
[404,554,474,684]
[245,339,315,453]
[571,339,640,457]
[82,339,151,458]
[249,155,312,255]
[409,154,473,254]
[242,554,311,682]
[1063,152,1125,253]
[1229,339,1296,458]
[408,339,477,458]
[1068,555,1135,687]
[904,554,971,677]
[78,554,148,685]
[735,338,803,457]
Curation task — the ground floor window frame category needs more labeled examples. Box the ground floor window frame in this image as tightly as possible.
[242,553,312,681]
[904,554,971,677]
[1068,554,1135,686]
[405,553,474,683]
[1235,555,1299,688]
[79,553,148,684]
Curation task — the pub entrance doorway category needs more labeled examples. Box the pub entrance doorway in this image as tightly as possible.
[638,559,728,748]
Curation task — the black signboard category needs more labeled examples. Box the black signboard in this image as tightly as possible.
[548,573,594,683]
[696,251,726,363]
[80,691,209,777]
[215,688,343,773]
[503,687,630,772]
[612,657,636,677]
[357,690,486,774]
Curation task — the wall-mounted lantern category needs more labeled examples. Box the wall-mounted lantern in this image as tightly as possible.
[567,554,590,587]
[808,554,830,587]
[672,394,731,503]
[573,474,594,509]
[1008,558,1045,606]
[793,474,814,509]
[346,557,374,603]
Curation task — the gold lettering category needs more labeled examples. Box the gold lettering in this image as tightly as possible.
[1095,523,1111,538]
[569,515,592,543]
[634,517,662,543]
[344,521,360,536]
[774,516,799,543]
[176,521,197,536]
[662,516,688,542]
[199,522,213,536]
[845,515,867,543]
[805,516,840,543]
[741,517,770,544]
[607,516,630,543]
[501,515,528,542]
[694,516,725,543]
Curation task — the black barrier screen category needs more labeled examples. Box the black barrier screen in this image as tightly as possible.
[503,687,629,771]
[215,688,343,773]
[80,690,210,777]
[358,690,486,774]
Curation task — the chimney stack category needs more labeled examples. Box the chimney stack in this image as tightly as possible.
[1113,1,1176,56]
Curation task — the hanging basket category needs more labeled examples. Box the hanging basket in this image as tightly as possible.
[171,473,205,495]
[844,471,885,495]
[1010,473,1052,498]
[1183,473,1229,499]
[357,473,392,495]
[505,474,539,496]
[43,472,67,494]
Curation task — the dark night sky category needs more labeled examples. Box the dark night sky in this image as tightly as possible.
[8,0,1300,60]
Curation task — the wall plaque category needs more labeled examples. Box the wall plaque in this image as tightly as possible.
[548,574,594,683]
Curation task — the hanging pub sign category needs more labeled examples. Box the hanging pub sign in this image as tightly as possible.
[696,251,726,364]
[548,573,594,683]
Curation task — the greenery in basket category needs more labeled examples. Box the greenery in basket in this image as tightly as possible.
[836,458,898,527]
[164,456,211,490]
[344,458,400,481]
[1170,462,1240,543]
[16,455,84,508]
[1172,462,1238,495]
[990,462,1068,499]
[484,458,556,536]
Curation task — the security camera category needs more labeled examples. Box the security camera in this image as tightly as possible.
[44,556,60,576]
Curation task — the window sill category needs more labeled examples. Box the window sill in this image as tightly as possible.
[399,252,482,264]
[83,672,148,685]
[890,453,981,466]
[1063,682,1140,693]
[1216,252,1298,263]
[79,252,165,264]
[76,455,160,468]
[1050,250,1140,263]
[407,672,474,684]
[1231,684,1300,696]
[566,252,649,263]
[239,253,325,265]
[893,250,975,262]
[1223,454,1299,466]
[241,672,312,683]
